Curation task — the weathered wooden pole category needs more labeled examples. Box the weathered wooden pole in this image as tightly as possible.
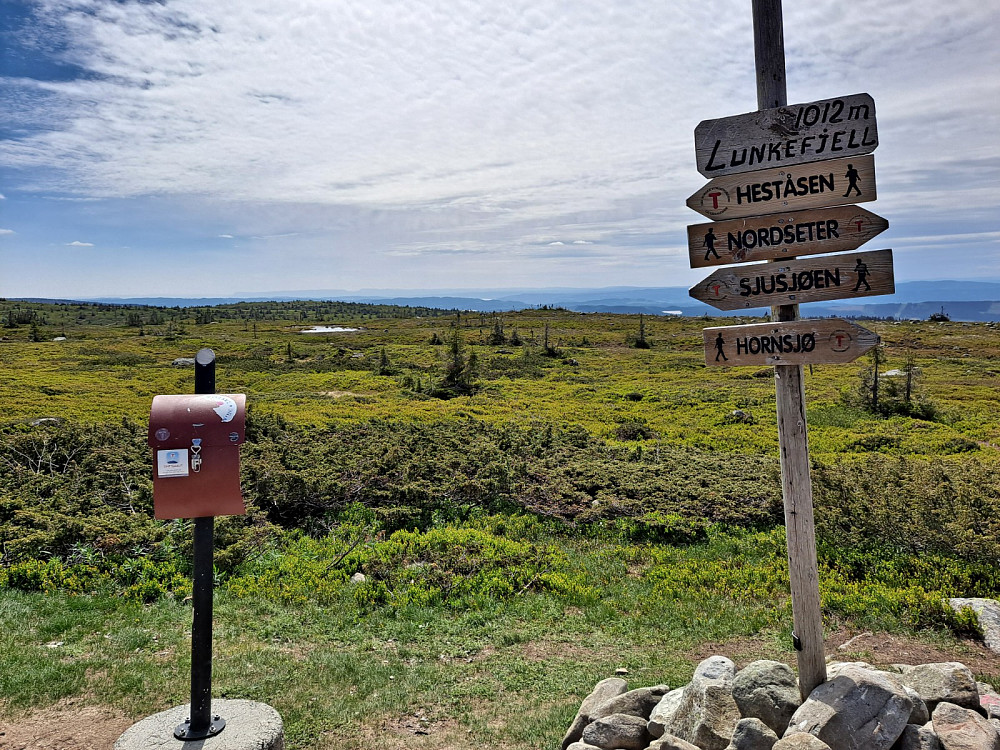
[752,0,827,699]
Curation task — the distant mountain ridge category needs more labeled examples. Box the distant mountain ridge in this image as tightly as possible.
[19,281,1000,322]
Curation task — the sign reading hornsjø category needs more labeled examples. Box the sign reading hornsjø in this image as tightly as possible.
[686,92,891,366]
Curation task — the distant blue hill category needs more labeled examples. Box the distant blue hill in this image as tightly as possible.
[24,281,1000,322]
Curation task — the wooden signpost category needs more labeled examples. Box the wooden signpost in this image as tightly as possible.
[703,319,878,367]
[694,93,877,177]
[687,205,888,268]
[690,248,893,310]
[681,0,898,701]
[686,154,876,221]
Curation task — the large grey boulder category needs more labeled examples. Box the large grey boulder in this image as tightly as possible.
[786,664,912,750]
[658,656,741,750]
[773,734,831,749]
[948,598,1000,655]
[732,660,801,735]
[893,724,942,750]
[727,717,779,750]
[581,713,650,750]
[561,677,628,749]
[981,690,1000,719]
[898,663,981,714]
[697,655,739,681]
[904,684,931,725]
[592,684,671,720]
[931,701,1000,750]
[646,735,702,750]
[648,688,686,739]
[826,661,881,680]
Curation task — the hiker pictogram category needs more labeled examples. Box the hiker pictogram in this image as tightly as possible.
[704,228,720,260]
[852,258,871,291]
[843,163,862,197]
[714,332,728,362]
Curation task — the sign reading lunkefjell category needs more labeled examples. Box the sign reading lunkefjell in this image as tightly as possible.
[694,93,877,178]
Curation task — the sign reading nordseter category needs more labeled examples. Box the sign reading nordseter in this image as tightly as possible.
[687,205,888,268]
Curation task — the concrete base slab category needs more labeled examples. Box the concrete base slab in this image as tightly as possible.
[115,700,283,750]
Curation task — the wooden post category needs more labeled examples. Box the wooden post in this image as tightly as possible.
[752,0,827,699]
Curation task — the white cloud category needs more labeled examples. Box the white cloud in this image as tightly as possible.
[67,240,94,247]
[0,228,14,235]
[0,0,998,291]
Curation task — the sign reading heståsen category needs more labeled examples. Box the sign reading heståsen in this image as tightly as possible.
[688,205,888,269]
[694,93,877,178]
[703,319,878,367]
[687,154,876,221]
[689,248,893,310]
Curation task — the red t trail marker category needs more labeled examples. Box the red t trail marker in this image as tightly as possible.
[688,205,888,268]
[689,248,894,310]
[703,319,878,367]
[694,93,877,178]
[687,154,876,221]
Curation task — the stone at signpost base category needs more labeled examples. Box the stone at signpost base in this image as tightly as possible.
[903,685,931,726]
[892,724,942,750]
[592,684,671,720]
[980,691,1000,719]
[566,743,603,750]
[931,701,1000,750]
[115,700,283,750]
[645,734,702,750]
[786,664,912,750]
[731,660,801,735]
[657,656,740,750]
[948,598,1000,655]
[648,688,686,738]
[581,713,650,750]
[898,663,981,714]
[561,677,629,749]
[726,716,779,750]
[772,734,831,749]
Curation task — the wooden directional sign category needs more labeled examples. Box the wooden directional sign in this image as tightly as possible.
[695,93,877,178]
[688,205,888,268]
[690,248,893,310]
[687,155,876,221]
[703,319,879,366]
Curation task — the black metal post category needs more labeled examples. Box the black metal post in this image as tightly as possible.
[175,348,226,740]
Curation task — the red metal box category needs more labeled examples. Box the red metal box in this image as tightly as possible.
[147,394,247,519]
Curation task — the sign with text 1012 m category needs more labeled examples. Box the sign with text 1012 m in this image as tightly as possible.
[694,93,877,178]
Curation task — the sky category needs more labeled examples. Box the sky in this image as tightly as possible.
[1,0,998,299]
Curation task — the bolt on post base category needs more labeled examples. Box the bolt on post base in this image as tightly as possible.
[174,715,226,741]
